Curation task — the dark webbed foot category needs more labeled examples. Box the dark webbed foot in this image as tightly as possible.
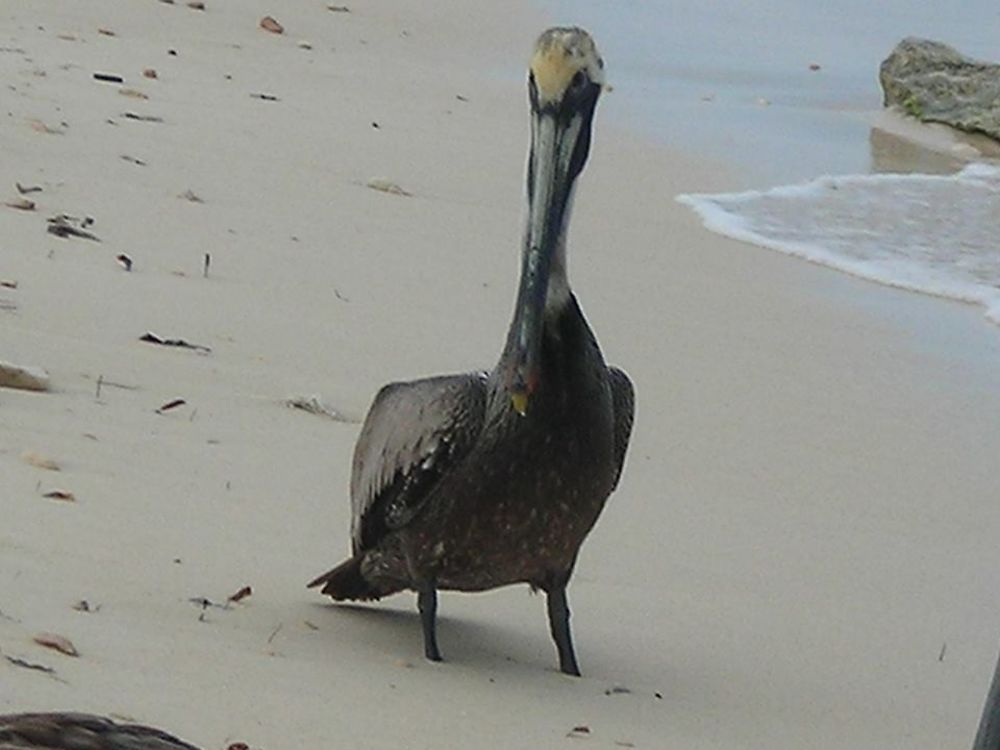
[417,586,442,662]
[546,586,581,676]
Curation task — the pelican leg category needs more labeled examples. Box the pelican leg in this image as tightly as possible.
[546,586,581,676]
[417,585,442,662]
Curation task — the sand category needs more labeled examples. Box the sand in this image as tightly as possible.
[2,2,1000,748]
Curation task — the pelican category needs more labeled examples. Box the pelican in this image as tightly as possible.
[309,27,634,676]
[0,714,200,750]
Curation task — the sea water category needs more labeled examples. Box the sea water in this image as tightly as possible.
[678,164,1000,325]
[542,0,1000,328]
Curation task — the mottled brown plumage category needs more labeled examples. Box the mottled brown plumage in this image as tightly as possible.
[309,27,634,675]
[0,714,199,750]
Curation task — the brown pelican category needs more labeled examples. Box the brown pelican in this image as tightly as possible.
[309,27,634,676]
[0,714,200,750]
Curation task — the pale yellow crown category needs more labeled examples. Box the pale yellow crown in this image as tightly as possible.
[530,27,604,104]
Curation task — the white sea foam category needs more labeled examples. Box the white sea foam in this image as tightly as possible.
[677,163,1000,325]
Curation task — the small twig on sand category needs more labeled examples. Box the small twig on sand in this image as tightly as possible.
[156,398,187,414]
[121,112,164,123]
[3,653,68,682]
[267,623,282,645]
[228,586,252,603]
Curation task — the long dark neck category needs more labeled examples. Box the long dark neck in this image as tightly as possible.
[500,89,597,412]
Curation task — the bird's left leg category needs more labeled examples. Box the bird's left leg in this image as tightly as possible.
[545,584,581,676]
[417,583,442,662]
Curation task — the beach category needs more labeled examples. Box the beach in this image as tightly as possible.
[2,2,1000,749]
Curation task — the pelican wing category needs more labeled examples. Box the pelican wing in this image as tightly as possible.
[350,372,488,553]
[608,366,635,491]
[0,713,200,750]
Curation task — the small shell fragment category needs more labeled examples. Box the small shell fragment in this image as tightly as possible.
[21,451,60,471]
[179,189,204,203]
[284,395,352,421]
[29,119,65,135]
[33,633,79,657]
[366,178,411,197]
[0,360,50,391]
[259,16,284,34]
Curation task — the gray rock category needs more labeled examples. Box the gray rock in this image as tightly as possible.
[879,37,1000,142]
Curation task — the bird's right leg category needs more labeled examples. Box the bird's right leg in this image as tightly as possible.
[417,583,442,662]
[546,584,582,676]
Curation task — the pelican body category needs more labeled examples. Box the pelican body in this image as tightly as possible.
[0,714,200,750]
[309,27,634,676]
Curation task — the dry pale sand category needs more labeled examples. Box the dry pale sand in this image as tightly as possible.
[2,2,1000,748]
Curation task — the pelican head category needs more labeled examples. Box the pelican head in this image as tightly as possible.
[508,28,605,416]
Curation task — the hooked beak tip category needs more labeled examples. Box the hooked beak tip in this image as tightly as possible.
[511,391,529,417]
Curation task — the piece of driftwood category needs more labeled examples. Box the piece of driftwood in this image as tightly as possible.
[42,489,76,502]
[4,197,35,211]
[47,215,100,241]
[156,398,186,413]
[139,332,211,354]
[228,586,252,603]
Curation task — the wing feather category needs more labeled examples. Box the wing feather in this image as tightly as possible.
[608,366,635,491]
[350,372,488,553]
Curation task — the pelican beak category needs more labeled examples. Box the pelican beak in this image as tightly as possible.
[509,43,602,416]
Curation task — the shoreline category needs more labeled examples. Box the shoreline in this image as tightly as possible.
[2,3,999,749]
